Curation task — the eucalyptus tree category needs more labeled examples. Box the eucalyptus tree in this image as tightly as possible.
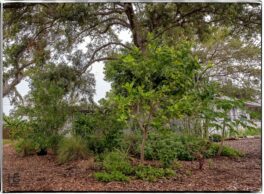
[3,2,261,103]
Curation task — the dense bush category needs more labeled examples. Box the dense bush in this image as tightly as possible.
[102,151,133,175]
[73,110,124,154]
[144,130,209,166]
[57,136,90,164]
[209,134,222,142]
[14,129,63,156]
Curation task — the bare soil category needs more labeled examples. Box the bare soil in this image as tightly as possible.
[3,138,261,192]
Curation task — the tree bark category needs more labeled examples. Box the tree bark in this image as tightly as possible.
[140,127,147,163]
[217,119,226,156]
[124,3,146,52]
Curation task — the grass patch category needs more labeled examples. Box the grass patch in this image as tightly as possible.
[57,136,90,164]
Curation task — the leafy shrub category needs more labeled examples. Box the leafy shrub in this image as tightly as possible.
[57,136,90,164]
[14,129,63,156]
[204,143,219,158]
[94,171,129,182]
[102,151,133,175]
[135,165,175,182]
[73,111,124,154]
[15,138,36,156]
[4,116,30,140]
[144,130,178,166]
[209,134,222,142]
[144,130,209,165]
[94,150,132,182]
[205,143,243,158]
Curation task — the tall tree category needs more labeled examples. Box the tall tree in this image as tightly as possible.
[3,3,261,103]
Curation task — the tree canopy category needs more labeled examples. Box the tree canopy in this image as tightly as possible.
[3,2,261,103]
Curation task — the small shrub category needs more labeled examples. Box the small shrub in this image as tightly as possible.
[15,138,36,156]
[144,130,208,164]
[204,143,219,158]
[57,136,89,164]
[221,146,243,157]
[205,143,243,158]
[102,151,133,175]
[171,160,183,170]
[144,130,179,166]
[94,150,132,182]
[135,165,175,182]
[94,171,129,182]
[209,134,222,142]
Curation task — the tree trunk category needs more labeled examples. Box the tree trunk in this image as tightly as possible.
[124,3,146,52]
[204,118,209,139]
[217,120,226,156]
[140,127,147,164]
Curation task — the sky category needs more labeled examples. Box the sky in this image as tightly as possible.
[3,30,132,115]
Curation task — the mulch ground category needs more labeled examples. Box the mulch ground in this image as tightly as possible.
[3,138,262,192]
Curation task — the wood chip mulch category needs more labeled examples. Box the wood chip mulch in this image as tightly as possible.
[3,138,262,192]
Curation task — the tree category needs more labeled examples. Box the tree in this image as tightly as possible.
[12,63,95,152]
[105,41,202,163]
[3,3,261,103]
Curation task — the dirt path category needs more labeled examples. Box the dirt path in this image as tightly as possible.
[3,138,261,192]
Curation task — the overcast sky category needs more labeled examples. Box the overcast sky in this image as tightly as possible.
[3,30,132,115]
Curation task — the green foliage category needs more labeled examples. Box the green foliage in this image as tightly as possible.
[205,143,243,158]
[15,138,36,156]
[171,160,183,170]
[219,80,258,101]
[13,126,63,156]
[48,133,63,154]
[3,116,30,140]
[221,146,244,158]
[102,151,133,175]
[105,41,203,162]
[94,171,129,182]
[120,129,142,156]
[240,127,261,136]
[73,106,124,154]
[12,64,83,152]
[209,134,222,142]
[57,136,90,164]
[144,130,209,164]
[135,165,175,182]
[94,150,132,182]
